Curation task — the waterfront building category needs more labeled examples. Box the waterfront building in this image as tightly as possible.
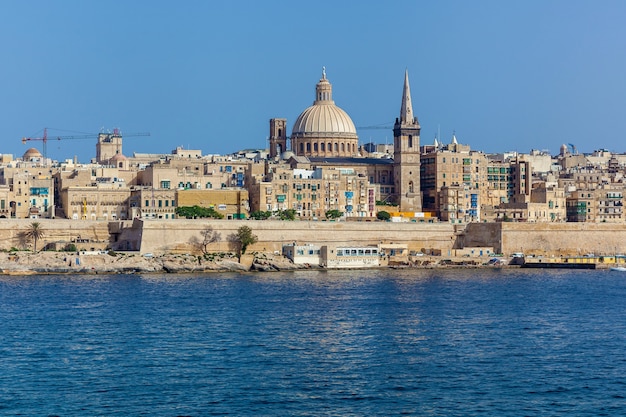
[566,185,624,223]
[0,184,9,218]
[128,187,177,220]
[438,184,480,223]
[9,169,55,219]
[176,189,249,220]
[248,163,378,219]
[282,243,322,266]
[420,135,488,221]
[282,243,380,269]
[54,163,140,219]
[321,245,380,268]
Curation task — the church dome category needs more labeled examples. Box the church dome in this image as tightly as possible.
[110,153,127,162]
[291,68,359,157]
[23,147,43,160]
[292,102,357,136]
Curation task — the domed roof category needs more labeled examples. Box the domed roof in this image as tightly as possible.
[291,68,357,137]
[23,147,42,159]
[110,152,127,161]
[292,104,357,135]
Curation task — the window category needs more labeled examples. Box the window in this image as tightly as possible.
[408,135,413,148]
[145,200,149,207]
[160,180,170,189]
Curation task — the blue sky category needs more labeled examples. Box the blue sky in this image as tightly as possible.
[2,0,625,162]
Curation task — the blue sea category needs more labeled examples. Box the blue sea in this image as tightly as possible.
[1,268,625,416]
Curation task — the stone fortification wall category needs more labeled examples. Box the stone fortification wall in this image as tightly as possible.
[500,223,626,256]
[4,219,621,259]
[461,222,626,257]
[459,223,502,253]
[0,219,112,251]
[137,220,457,255]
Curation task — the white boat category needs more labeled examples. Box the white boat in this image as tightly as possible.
[610,266,626,272]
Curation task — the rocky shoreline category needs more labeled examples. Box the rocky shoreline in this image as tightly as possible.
[0,251,506,275]
[0,251,314,275]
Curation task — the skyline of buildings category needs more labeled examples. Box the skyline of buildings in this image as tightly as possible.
[0,70,625,224]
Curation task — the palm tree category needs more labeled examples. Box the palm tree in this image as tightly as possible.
[25,222,45,253]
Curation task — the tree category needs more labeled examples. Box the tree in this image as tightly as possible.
[277,209,296,220]
[376,210,391,221]
[175,205,224,219]
[249,210,272,220]
[199,225,221,255]
[24,222,45,253]
[325,209,343,220]
[229,225,258,259]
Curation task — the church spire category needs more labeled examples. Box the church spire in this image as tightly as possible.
[400,69,415,124]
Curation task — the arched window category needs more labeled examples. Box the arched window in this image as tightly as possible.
[320,143,325,152]
[408,135,413,148]
[334,143,338,152]
[341,143,345,152]
[299,143,304,154]
[314,143,318,152]
[409,181,414,193]
[306,143,311,152]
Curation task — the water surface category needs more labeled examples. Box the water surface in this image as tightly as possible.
[1,268,624,416]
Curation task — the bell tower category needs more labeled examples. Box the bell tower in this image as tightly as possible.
[269,118,287,159]
[393,69,422,212]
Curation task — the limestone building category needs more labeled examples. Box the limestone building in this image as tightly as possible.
[248,163,377,219]
[420,135,488,220]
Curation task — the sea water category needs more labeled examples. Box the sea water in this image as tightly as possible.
[1,268,625,416]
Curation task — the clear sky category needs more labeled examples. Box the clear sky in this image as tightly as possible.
[2,0,625,163]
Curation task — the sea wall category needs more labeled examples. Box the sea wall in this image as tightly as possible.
[135,219,458,255]
[3,219,625,259]
[461,222,626,256]
[0,219,112,252]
